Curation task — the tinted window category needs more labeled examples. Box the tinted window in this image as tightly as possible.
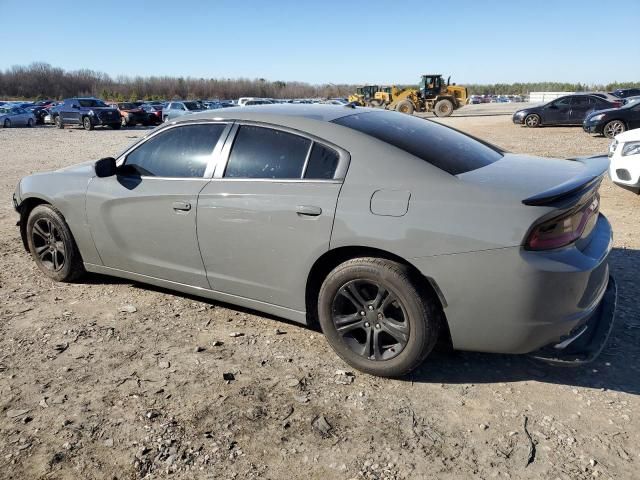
[304,144,340,179]
[332,111,502,175]
[124,124,226,177]
[571,96,590,106]
[553,97,572,107]
[225,125,311,179]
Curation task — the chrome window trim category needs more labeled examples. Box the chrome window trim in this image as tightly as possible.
[214,120,350,182]
[115,120,232,180]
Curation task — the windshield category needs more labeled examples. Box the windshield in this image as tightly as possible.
[184,102,202,111]
[333,111,503,175]
[78,99,108,108]
[119,103,137,109]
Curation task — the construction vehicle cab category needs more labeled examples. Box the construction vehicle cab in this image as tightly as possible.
[348,85,380,106]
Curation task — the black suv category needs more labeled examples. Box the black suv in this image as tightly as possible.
[56,98,121,130]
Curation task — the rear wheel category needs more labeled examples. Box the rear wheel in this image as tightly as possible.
[396,100,414,115]
[434,99,454,117]
[121,116,128,127]
[603,120,625,139]
[27,118,34,128]
[3,119,10,128]
[26,205,85,282]
[55,116,63,129]
[318,257,439,377]
[83,116,94,131]
[524,114,540,128]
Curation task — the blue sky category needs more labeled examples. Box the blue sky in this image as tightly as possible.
[1,0,638,85]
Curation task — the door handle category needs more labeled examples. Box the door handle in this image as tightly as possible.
[296,205,322,216]
[172,201,191,212]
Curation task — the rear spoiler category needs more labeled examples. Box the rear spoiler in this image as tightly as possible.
[522,155,609,206]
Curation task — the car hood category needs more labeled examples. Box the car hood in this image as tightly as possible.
[458,153,608,202]
[615,128,640,142]
[55,160,97,175]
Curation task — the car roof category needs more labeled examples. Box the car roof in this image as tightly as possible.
[174,104,363,124]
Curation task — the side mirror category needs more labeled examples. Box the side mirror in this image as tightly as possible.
[95,157,117,178]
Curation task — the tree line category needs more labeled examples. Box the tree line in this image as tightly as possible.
[0,63,356,101]
[1,63,639,100]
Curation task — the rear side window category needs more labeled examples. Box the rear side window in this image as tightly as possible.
[332,111,503,175]
[124,124,226,177]
[225,125,311,179]
[304,144,340,179]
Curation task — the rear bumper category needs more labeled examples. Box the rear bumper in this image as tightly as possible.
[529,275,616,365]
[411,214,614,355]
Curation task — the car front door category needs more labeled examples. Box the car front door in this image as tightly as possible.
[85,122,231,287]
[543,97,572,125]
[61,100,80,124]
[628,104,640,129]
[197,123,347,311]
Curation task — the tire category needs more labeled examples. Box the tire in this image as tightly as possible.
[27,118,35,128]
[55,116,63,129]
[121,116,128,127]
[26,205,85,283]
[603,120,625,139]
[369,99,382,108]
[163,115,169,123]
[434,99,454,117]
[524,114,540,128]
[317,257,439,377]
[83,116,94,131]
[3,119,10,128]
[110,123,121,130]
[395,100,414,115]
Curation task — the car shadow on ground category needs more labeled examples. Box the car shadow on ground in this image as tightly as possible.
[83,247,640,396]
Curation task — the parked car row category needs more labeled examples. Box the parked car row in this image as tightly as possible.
[512,90,640,139]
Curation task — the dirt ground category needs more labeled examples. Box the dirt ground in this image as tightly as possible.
[0,116,638,480]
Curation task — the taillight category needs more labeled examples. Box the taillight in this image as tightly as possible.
[526,195,600,250]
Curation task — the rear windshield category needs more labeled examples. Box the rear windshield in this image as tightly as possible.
[332,111,503,175]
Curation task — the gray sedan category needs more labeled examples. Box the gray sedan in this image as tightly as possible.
[13,105,617,377]
[1,106,36,128]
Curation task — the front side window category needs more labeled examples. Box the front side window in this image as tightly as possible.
[123,124,226,178]
[225,125,311,179]
[333,111,502,175]
[552,97,572,107]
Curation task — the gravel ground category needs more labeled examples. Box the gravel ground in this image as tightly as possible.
[0,119,638,480]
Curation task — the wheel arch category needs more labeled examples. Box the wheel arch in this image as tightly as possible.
[18,196,53,251]
[305,245,451,345]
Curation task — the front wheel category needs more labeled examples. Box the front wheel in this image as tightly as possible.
[27,118,35,127]
[26,205,85,282]
[121,116,128,127]
[55,116,63,129]
[318,258,439,377]
[395,100,414,115]
[524,114,541,128]
[603,120,625,139]
[83,116,94,131]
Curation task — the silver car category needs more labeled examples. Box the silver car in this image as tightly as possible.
[13,105,617,377]
[0,106,36,128]
[162,101,205,122]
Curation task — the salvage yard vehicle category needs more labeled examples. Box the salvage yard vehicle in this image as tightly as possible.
[56,98,121,130]
[0,106,36,127]
[583,100,640,138]
[13,105,617,377]
[607,128,640,193]
[162,101,205,122]
[110,102,150,127]
[513,94,619,128]
[140,103,163,124]
[611,88,640,99]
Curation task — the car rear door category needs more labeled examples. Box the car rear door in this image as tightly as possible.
[196,123,348,311]
[569,96,594,124]
[544,97,572,125]
[85,122,231,287]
